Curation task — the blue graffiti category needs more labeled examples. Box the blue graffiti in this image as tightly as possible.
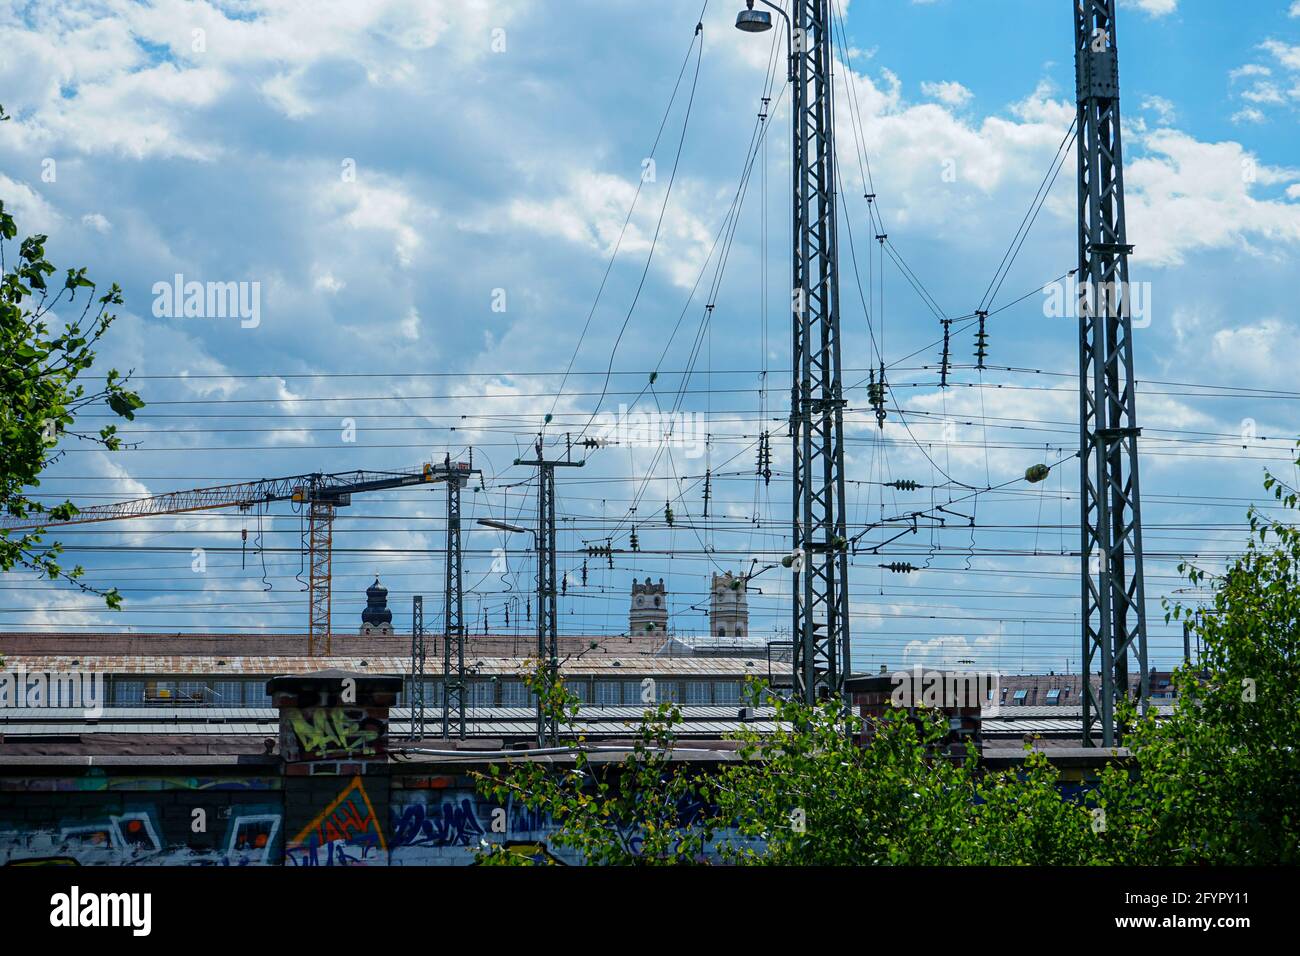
[392,798,486,847]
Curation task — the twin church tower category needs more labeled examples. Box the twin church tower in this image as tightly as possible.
[629,572,748,639]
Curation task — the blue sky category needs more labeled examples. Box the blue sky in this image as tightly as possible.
[2,0,1299,674]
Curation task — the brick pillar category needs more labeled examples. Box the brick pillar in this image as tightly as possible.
[847,671,983,757]
[268,671,401,866]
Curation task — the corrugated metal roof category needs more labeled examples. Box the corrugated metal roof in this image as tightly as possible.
[0,654,764,676]
[0,704,779,738]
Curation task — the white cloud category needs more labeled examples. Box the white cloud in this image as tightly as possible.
[81,212,112,233]
[1121,0,1178,17]
[0,0,529,159]
[1141,94,1177,125]
[920,80,973,107]
[312,271,345,294]
[1125,130,1300,265]
[324,176,430,268]
[1230,64,1272,81]
[504,169,718,291]
[1262,38,1300,71]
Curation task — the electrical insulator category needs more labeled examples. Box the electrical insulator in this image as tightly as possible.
[885,479,922,491]
[868,363,888,429]
[882,562,918,574]
[702,470,711,518]
[664,502,674,527]
[526,598,531,622]
[630,527,640,552]
[757,430,773,486]
[974,310,988,370]
[562,575,568,596]
[581,559,589,586]
[939,318,952,388]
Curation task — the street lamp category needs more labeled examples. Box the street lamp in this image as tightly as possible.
[477,516,552,744]
[735,0,773,32]
[477,517,530,536]
[736,1,795,81]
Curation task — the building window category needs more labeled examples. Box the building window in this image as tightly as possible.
[212,681,243,707]
[717,626,726,637]
[713,681,741,704]
[595,681,621,707]
[1046,688,1061,705]
[684,681,710,705]
[500,680,530,707]
[468,680,495,707]
[111,680,145,706]
[1013,689,1028,705]
[244,680,272,707]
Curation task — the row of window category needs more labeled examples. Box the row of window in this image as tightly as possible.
[101,677,753,708]
[1003,686,1072,705]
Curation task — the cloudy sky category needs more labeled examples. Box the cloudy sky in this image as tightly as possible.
[2,0,1299,674]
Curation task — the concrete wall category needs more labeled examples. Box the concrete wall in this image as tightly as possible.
[0,674,738,866]
[0,769,703,866]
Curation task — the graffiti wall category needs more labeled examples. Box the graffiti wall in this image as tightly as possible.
[0,776,283,866]
[0,771,732,865]
[284,775,389,867]
[389,775,573,866]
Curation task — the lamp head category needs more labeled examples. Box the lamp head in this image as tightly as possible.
[735,2,772,32]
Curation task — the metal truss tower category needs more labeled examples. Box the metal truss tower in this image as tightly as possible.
[515,438,583,745]
[410,595,425,739]
[1075,0,1149,747]
[305,501,334,656]
[441,459,472,740]
[789,0,852,703]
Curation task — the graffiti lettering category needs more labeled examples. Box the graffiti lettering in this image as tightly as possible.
[287,708,382,759]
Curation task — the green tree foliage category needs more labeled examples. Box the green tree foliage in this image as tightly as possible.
[1095,454,1300,864]
[472,663,719,865]
[716,691,1099,865]
[1,195,144,608]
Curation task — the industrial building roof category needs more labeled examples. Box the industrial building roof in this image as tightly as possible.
[0,631,676,659]
[0,654,768,677]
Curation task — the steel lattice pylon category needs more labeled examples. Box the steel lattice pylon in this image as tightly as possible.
[410,595,425,740]
[789,0,851,703]
[537,463,559,744]
[442,466,468,740]
[515,438,581,745]
[305,501,334,657]
[1075,0,1149,747]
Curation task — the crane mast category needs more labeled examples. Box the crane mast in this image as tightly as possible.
[1,462,477,657]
